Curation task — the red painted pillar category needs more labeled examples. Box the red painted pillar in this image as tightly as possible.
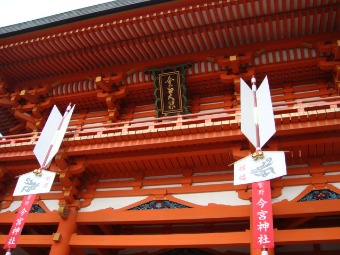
[49,205,78,255]
[250,207,261,255]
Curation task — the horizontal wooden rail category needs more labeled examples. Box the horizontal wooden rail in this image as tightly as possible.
[74,199,340,225]
[68,227,340,248]
[0,97,339,150]
[0,227,339,248]
[69,231,250,248]
[0,228,339,248]
[0,235,52,247]
[1,199,340,226]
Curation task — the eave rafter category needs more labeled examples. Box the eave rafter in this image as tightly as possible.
[0,1,338,84]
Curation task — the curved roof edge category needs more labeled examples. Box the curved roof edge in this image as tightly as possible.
[0,0,171,38]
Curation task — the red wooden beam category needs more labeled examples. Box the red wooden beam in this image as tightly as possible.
[69,231,250,248]
[74,199,340,225]
[68,227,340,248]
[0,235,52,247]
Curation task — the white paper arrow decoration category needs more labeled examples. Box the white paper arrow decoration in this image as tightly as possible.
[33,104,75,168]
[240,76,276,149]
[43,104,75,167]
[13,104,75,197]
[33,105,62,167]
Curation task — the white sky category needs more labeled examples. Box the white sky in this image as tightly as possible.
[0,0,114,27]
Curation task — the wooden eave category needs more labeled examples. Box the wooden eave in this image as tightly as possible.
[0,0,338,84]
[0,0,339,136]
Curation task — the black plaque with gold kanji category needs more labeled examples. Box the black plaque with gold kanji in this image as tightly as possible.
[146,63,190,117]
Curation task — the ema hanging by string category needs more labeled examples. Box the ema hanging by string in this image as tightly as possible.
[4,103,75,255]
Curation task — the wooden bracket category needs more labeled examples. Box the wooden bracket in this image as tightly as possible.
[0,82,8,95]
[55,157,87,204]
[55,150,69,170]
[220,68,254,85]
[19,90,39,104]
[216,51,253,75]
[95,76,113,93]
[335,40,340,60]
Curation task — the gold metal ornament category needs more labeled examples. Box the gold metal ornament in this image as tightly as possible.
[33,169,42,176]
[58,204,70,219]
[251,150,264,160]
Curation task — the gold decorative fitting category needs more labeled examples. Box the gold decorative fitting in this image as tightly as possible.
[251,150,264,160]
[33,169,42,176]
[52,232,61,242]
[58,204,70,219]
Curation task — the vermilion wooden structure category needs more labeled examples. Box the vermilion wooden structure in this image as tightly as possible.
[0,0,339,255]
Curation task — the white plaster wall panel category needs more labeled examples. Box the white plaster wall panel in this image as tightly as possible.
[43,199,60,211]
[272,185,307,203]
[331,182,340,189]
[174,191,250,206]
[79,196,147,212]
[142,184,182,189]
[0,200,21,213]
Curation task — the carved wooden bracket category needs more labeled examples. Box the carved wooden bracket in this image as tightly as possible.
[95,69,134,93]
[0,166,12,209]
[2,83,55,133]
[55,150,70,170]
[220,68,255,96]
[316,40,340,60]
[95,70,132,119]
[181,168,193,187]
[80,176,98,208]
[335,40,340,61]
[317,58,340,94]
[0,166,6,178]
[315,40,340,93]
[0,97,12,107]
[334,64,340,94]
[216,51,253,75]
[0,166,7,193]
[97,85,127,122]
[18,89,40,104]
[95,76,116,93]
[50,149,87,205]
[62,183,80,204]
[0,82,8,95]
[96,83,127,105]
[318,58,339,71]
[54,151,87,204]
